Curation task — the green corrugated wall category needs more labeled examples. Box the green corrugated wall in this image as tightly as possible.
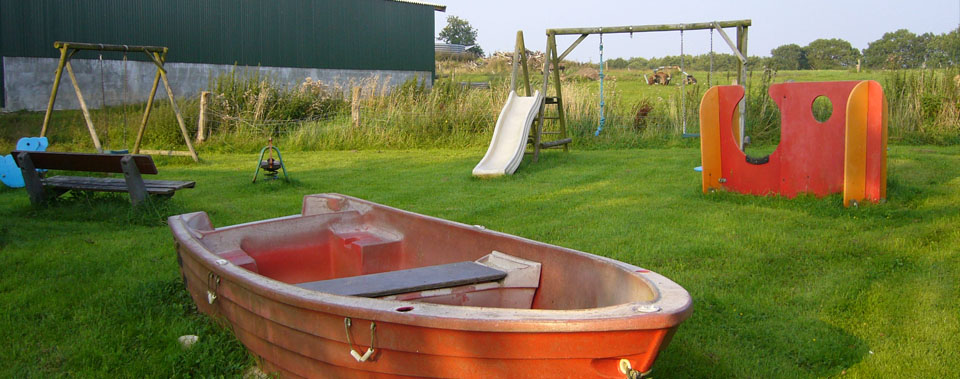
[0,0,437,106]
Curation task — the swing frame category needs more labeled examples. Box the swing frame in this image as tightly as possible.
[39,41,199,162]
[544,20,752,149]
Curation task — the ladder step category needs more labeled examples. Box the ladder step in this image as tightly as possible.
[540,138,572,149]
[544,97,559,104]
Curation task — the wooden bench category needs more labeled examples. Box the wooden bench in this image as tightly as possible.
[295,262,507,298]
[12,150,195,206]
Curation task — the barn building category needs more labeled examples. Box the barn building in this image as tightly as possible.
[0,0,445,111]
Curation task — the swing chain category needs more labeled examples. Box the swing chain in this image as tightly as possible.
[121,51,129,148]
[709,23,715,87]
[594,33,606,136]
[680,29,686,135]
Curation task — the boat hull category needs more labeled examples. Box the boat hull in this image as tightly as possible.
[170,194,692,378]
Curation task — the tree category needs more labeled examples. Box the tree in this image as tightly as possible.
[862,29,926,69]
[770,44,808,70]
[926,28,960,67]
[438,16,483,57]
[606,57,629,69]
[804,38,860,69]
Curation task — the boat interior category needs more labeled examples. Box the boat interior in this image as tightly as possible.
[180,194,660,311]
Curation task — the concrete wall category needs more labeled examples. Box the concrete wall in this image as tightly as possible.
[2,57,432,111]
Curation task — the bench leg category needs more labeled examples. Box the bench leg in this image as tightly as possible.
[16,152,46,206]
[121,155,148,206]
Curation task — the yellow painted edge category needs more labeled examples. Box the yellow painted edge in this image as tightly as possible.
[880,84,889,200]
[844,81,868,207]
[699,87,722,193]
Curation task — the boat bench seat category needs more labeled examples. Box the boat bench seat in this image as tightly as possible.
[295,261,508,298]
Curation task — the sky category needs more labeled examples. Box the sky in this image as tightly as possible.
[433,0,960,62]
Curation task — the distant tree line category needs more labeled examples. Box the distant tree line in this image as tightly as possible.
[600,28,959,71]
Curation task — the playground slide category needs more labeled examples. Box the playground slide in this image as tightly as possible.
[473,90,543,177]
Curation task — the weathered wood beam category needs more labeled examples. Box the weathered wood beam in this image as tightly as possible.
[714,25,746,63]
[65,62,103,153]
[548,20,751,35]
[557,34,588,62]
[540,138,572,149]
[40,46,69,137]
[54,41,167,54]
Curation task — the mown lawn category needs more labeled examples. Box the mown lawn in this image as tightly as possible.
[1,146,958,377]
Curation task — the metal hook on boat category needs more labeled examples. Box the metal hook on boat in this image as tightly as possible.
[344,317,377,362]
[206,272,221,305]
[619,359,648,378]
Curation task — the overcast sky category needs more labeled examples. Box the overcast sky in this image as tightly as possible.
[434,0,960,62]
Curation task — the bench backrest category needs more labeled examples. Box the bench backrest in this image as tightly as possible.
[12,151,158,175]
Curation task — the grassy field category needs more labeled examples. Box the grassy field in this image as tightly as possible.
[3,67,956,157]
[1,146,958,377]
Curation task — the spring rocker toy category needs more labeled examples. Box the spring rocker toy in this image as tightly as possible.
[699,81,887,207]
[252,137,288,183]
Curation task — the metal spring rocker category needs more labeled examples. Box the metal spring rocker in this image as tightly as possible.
[252,137,288,183]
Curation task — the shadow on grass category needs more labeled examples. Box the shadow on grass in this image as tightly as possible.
[7,191,189,227]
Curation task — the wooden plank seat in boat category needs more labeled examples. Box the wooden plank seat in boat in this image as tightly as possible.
[295,262,508,298]
[12,150,195,206]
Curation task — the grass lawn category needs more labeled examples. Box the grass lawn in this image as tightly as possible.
[1,146,958,377]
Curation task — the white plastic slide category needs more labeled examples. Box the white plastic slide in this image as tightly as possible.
[473,90,543,177]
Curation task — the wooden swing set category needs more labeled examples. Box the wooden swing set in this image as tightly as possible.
[512,19,752,162]
[39,41,199,162]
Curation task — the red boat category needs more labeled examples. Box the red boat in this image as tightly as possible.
[168,194,692,378]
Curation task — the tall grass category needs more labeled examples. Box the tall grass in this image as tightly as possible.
[6,66,956,153]
[884,68,960,144]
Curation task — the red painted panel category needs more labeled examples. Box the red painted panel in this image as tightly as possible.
[715,85,780,196]
[774,81,859,196]
[706,81,880,199]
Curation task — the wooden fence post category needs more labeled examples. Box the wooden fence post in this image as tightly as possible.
[197,91,210,144]
[351,87,362,128]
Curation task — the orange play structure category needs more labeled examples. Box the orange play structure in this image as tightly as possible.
[699,81,888,207]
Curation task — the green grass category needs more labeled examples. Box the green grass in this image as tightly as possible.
[1,146,958,377]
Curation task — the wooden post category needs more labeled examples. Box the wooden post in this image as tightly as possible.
[41,46,70,137]
[133,65,163,154]
[196,91,210,144]
[510,32,521,93]
[549,33,569,153]
[351,87,362,128]
[518,32,531,97]
[533,34,552,163]
[65,62,104,153]
[120,155,147,206]
[16,152,46,206]
[736,25,748,149]
[156,52,199,162]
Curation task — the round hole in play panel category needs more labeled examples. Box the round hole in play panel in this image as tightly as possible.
[812,96,833,123]
[395,306,414,312]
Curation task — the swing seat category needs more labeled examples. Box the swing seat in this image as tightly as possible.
[1,137,49,188]
[260,159,282,172]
